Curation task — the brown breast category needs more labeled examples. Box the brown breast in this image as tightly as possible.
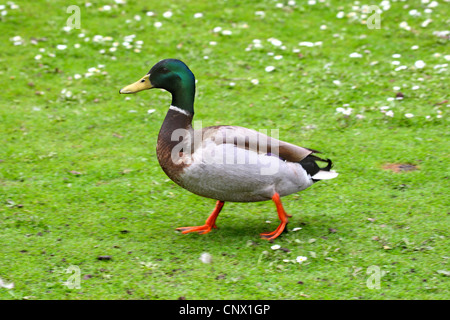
[156,108,194,186]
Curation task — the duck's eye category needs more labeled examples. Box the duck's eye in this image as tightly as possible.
[140,79,145,83]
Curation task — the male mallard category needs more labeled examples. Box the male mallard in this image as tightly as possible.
[120,59,338,240]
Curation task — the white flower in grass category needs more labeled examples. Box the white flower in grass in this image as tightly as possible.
[0,277,14,289]
[251,79,259,85]
[299,41,314,47]
[414,60,426,69]
[385,110,394,117]
[349,52,362,58]
[395,65,407,71]
[163,11,172,18]
[56,44,67,50]
[342,108,353,116]
[336,107,353,115]
[269,38,282,47]
[399,21,411,31]
[154,22,162,28]
[421,19,432,28]
[265,66,275,72]
[199,252,212,264]
[405,113,414,118]
[336,11,345,19]
[194,13,203,18]
[292,227,302,231]
[271,245,281,250]
[61,89,72,98]
[296,256,307,263]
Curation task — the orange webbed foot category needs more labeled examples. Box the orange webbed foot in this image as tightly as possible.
[260,193,290,241]
[260,223,287,240]
[176,224,217,235]
[176,201,224,236]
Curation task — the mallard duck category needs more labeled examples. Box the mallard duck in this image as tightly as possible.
[120,59,338,240]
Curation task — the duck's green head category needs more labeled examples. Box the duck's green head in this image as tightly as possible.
[120,59,196,113]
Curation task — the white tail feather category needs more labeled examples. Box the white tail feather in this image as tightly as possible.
[311,170,339,180]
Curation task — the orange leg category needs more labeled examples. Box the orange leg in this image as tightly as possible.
[176,201,225,235]
[260,193,290,240]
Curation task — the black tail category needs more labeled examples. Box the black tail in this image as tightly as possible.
[298,155,333,179]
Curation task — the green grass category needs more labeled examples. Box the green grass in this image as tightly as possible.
[0,0,449,300]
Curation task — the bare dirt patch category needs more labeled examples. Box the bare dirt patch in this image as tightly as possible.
[382,163,418,172]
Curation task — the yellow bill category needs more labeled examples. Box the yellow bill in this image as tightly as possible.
[119,74,153,94]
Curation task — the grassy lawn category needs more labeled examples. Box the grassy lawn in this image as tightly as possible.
[0,0,448,300]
